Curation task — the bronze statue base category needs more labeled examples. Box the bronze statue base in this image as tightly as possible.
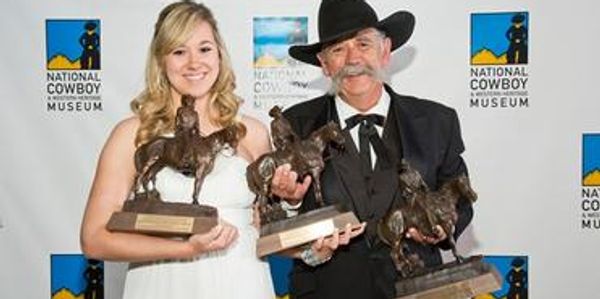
[256,204,359,257]
[395,256,502,299]
[107,199,218,237]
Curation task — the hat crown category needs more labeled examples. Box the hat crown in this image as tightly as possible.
[318,0,379,42]
[288,0,415,66]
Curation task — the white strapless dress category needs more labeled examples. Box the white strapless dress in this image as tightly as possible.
[122,152,275,299]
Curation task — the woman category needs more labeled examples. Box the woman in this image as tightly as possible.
[80,1,275,298]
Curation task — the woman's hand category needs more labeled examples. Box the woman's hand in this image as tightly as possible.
[187,220,238,255]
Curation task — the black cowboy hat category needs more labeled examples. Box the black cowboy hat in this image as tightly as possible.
[289,0,415,66]
[511,13,525,24]
[511,257,525,267]
[84,21,97,31]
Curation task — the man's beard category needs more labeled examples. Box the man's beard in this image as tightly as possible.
[327,64,386,96]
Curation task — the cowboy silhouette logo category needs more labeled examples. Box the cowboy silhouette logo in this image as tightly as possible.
[473,255,529,299]
[46,19,101,70]
[471,12,529,65]
[50,254,104,299]
[582,134,600,186]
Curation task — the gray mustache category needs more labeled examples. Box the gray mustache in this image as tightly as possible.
[328,64,385,95]
[333,65,376,80]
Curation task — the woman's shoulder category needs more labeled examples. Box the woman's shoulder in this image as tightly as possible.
[238,114,270,159]
[113,116,139,136]
[105,116,140,146]
[239,114,268,134]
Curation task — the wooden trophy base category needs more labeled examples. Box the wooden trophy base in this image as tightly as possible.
[256,204,359,257]
[395,255,502,299]
[107,200,218,237]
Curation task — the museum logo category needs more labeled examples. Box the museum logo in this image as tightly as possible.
[45,19,102,112]
[470,12,529,109]
[477,255,528,299]
[580,134,600,230]
[50,254,104,299]
[253,16,312,110]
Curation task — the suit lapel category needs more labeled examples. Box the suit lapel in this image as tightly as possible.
[389,88,429,179]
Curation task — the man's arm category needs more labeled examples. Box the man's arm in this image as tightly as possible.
[436,108,473,248]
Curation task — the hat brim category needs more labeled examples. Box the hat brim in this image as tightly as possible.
[289,11,415,66]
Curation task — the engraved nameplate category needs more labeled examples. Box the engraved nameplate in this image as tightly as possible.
[134,214,194,233]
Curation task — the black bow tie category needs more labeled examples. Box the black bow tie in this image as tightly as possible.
[344,113,385,130]
[344,113,389,176]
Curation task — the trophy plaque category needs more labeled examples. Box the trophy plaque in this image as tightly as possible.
[107,199,218,237]
[107,95,238,237]
[256,204,359,257]
[247,106,359,257]
[377,160,502,298]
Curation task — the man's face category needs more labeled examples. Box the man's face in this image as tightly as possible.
[318,28,391,100]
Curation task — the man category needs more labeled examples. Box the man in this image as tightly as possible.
[506,13,528,64]
[271,0,473,298]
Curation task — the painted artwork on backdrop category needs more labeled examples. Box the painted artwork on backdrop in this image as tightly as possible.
[253,17,316,111]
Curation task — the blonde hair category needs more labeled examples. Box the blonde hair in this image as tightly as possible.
[130,0,245,146]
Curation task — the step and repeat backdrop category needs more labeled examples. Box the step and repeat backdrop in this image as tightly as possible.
[1,0,599,298]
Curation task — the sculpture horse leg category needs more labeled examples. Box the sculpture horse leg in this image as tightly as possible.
[391,239,403,270]
[395,241,425,277]
[258,182,286,224]
[192,164,207,205]
[256,157,279,224]
[138,158,163,201]
[393,240,416,277]
[136,156,159,194]
[447,235,464,263]
[311,171,325,207]
[257,194,271,224]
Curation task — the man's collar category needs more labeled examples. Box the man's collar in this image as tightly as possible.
[335,89,390,130]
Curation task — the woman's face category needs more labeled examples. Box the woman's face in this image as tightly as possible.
[164,20,220,101]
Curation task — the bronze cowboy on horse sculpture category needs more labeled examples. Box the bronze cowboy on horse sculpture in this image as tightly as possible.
[132,94,238,204]
[377,159,478,277]
[246,106,345,223]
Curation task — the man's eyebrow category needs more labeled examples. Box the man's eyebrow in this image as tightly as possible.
[356,35,376,42]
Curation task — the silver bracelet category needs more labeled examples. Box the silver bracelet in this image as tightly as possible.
[300,246,332,267]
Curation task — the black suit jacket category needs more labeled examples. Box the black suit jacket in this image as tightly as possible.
[283,85,473,299]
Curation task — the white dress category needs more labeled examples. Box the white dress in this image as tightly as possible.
[122,151,275,299]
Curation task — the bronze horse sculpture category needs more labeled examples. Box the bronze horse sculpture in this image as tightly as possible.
[133,95,238,205]
[377,160,477,277]
[246,106,345,223]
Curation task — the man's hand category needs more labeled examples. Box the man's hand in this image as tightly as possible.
[405,225,448,245]
[271,163,312,205]
[304,222,367,265]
